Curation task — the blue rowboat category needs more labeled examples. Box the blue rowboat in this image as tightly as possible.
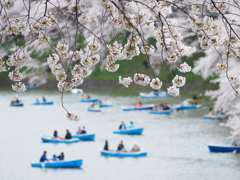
[139,93,157,98]
[88,107,101,112]
[31,159,83,168]
[122,104,155,111]
[173,104,202,110]
[113,128,144,135]
[10,103,24,107]
[41,136,79,143]
[149,109,172,115]
[32,101,54,105]
[204,115,227,120]
[26,85,38,89]
[158,94,173,98]
[99,104,113,108]
[78,98,99,103]
[72,134,95,140]
[101,150,147,157]
[208,145,240,152]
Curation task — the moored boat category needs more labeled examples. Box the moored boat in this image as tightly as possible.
[173,104,202,110]
[113,128,144,135]
[158,93,173,98]
[101,150,147,157]
[187,99,204,104]
[139,92,157,98]
[72,134,95,140]
[31,159,83,168]
[33,101,54,105]
[10,103,24,107]
[149,109,172,115]
[78,98,99,103]
[41,136,79,143]
[26,85,38,89]
[122,104,155,111]
[208,145,240,152]
[87,107,101,112]
[204,115,227,120]
[71,88,83,94]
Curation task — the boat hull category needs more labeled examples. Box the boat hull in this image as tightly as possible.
[78,99,99,103]
[122,104,154,111]
[31,159,83,168]
[26,86,38,89]
[208,145,240,152]
[204,115,227,120]
[149,110,172,115]
[113,128,144,135]
[88,107,101,112]
[72,134,95,140]
[41,136,79,143]
[187,100,203,104]
[33,101,54,105]
[101,151,147,157]
[10,103,24,107]
[99,104,113,108]
[173,104,202,110]
[139,93,157,98]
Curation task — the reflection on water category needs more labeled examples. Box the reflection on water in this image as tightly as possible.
[0,90,239,180]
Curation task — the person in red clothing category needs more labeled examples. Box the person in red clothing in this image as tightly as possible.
[136,102,142,108]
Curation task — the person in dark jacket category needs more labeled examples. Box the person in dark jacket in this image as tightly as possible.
[117,141,125,151]
[81,126,87,134]
[119,122,126,130]
[57,152,64,161]
[53,130,58,138]
[104,140,109,151]
[39,151,48,162]
[65,130,72,139]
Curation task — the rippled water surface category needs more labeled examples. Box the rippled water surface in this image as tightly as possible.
[0,90,239,180]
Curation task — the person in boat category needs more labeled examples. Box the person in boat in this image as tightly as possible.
[65,130,72,139]
[15,97,20,104]
[128,122,135,129]
[159,104,164,110]
[136,101,142,108]
[52,155,58,161]
[105,99,111,105]
[80,95,84,100]
[193,95,197,100]
[208,108,214,115]
[232,138,240,146]
[53,130,62,139]
[117,141,125,151]
[57,152,64,161]
[131,142,140,152]
[36,98,39,103]
[81,126,87,134]
[42,96,46,102]
[93,103,100,109]
[152,105,158,111]
[76,127,82,134]
[40,151,48,162]
[163,103,171,110]
[119,121,126,130]
[104,140,109,151]
[87,94,91,99]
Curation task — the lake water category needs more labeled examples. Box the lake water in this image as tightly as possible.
[0,90,239,180]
